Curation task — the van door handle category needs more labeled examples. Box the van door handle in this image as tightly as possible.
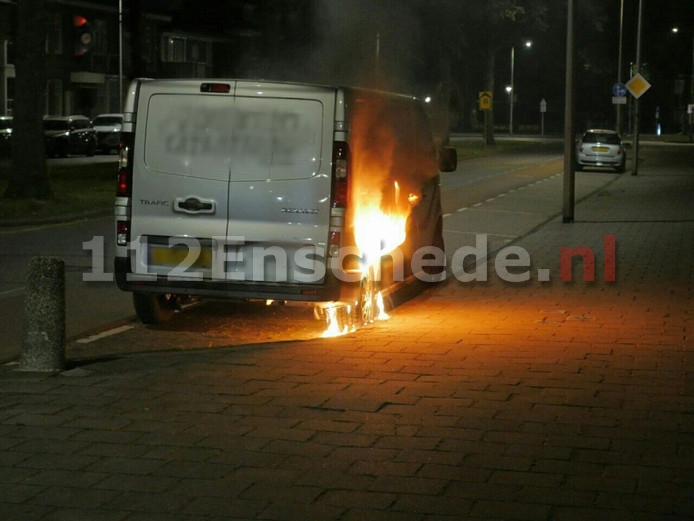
[174,196,216,215]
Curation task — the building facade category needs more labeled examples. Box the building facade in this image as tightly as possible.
[0,0,222,118]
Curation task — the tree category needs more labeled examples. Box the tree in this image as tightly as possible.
[3,0,50,200]
[466,0,548,145]
[417,0,548,144]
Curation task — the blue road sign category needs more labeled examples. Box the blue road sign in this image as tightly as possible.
[613,83,627,97]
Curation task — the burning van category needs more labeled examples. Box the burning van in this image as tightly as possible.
[114,79,457,329]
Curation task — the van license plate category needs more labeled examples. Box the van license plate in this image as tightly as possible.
[149,245,213,270]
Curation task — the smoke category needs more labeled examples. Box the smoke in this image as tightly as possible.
[350,91,439,220]
[307,0,425,94]
[235,1,427,96]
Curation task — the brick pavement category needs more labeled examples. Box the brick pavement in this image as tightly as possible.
[0,143,692,520]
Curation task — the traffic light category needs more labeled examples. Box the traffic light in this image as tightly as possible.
[73,15,92,57]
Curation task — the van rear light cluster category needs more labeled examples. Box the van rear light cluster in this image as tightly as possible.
[328,230,341,257]
[331,141,350,208]
[116,220,129,246]
[116,132,133,197]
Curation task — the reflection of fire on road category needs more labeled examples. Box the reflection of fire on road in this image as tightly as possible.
[322,93,431,337]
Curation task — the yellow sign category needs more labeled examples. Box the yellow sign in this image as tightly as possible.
[626,73,651,99]
[478,91,492,111]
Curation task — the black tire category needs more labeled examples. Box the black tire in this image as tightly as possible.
[574,162,583,172]
[86,142,95,157]
[352,265,378,326]
[616,158,626,174]
[132,292,179,324]
[58,141,69,158]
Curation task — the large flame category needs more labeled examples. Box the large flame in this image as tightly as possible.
[350,95,419,267]
[321,93,431,336]
[352,182,409,266]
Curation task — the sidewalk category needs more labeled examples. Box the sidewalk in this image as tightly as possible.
[0,144,692,520]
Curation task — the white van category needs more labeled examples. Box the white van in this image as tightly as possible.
[114,79,457,326]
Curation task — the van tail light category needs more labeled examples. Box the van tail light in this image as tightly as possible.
[331,141,350,208]
[328,231,341,257]
[116,132,133,197]
[116,220,130,247]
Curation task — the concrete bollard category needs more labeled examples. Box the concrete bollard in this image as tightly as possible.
[19,256,66,372]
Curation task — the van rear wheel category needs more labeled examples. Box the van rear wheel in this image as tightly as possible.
[133,292,179,324]
[353,266,378,326]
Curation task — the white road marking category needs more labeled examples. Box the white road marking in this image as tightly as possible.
[75,325,134,344]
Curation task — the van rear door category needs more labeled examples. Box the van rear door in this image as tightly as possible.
[130,80,335,286]
[129,81,233,280]
[226,81,334,283]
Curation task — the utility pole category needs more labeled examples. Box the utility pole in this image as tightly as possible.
[616,0,624,134]
[632,0,643,175]
[690,35,694,142]
[509,46,515,135]
[119,0,123,111]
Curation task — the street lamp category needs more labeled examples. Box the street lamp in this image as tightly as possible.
[508,40,533,135]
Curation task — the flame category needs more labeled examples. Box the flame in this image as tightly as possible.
[320,93,431,337]
[352,193,408,265]
[375,291,389,320]
[321,305,354,338]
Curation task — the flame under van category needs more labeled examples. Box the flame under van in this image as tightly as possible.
[114,79,457,326]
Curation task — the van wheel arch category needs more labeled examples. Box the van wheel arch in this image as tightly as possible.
[133,292,179,324]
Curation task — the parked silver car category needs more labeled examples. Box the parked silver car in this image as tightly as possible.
[575,129,627,173]
[44,115,96,157]
[92,113,123,153]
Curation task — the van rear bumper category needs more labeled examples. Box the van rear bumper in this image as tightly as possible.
[114,257,350,304]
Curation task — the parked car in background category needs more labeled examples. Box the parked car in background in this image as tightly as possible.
[44,115,96,157]
[575,129,627,173]
[0,116,11,156]
[92,113,123,154]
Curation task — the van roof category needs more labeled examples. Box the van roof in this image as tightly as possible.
[129,78,419,103]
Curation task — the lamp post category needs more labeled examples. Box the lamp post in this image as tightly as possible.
[509,46,515,135]
[508,40,532,135]
[118,0,123,111]
[616,0,624,134]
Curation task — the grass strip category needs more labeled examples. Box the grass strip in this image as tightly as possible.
[0,161,117,222]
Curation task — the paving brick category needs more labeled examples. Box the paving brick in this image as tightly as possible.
[340,507,423,521]
[369,475,448,496]
[32,486,120,509]
[35,507,129,521]
[392,493,474,516]
[316,489,397,509]
[469,499,552,520]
